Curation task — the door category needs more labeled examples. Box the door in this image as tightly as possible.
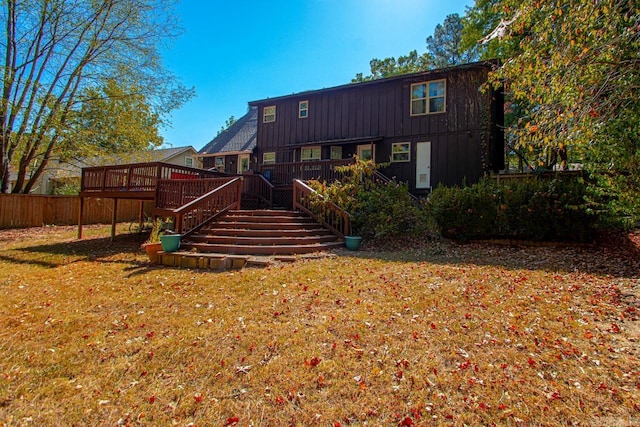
[238,154,250,173]
[415,141,431,189]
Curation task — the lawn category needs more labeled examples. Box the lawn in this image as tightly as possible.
[0,225,638,426]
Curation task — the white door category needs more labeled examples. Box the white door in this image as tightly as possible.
[415,141,431,189]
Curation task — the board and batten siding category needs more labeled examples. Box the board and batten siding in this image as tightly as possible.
[252,62,503,189]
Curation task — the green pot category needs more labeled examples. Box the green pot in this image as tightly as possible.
[160,234,181,252]
[344,235,362,251]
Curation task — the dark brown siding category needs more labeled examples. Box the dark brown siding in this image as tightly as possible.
[252,63,502,190]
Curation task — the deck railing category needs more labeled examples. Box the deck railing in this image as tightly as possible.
[292,179,350,238]
[80,162,222,193]
[242,174,274,208]
[259,159,353,185]
[174,177,243,236]
[156,177,236,209]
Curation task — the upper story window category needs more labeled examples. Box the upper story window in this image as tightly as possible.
[391,142,410,162]
[185,157,193,167]
[298,101,309,118]
[263,105,276,123]
[410,80,446,115]
[301,146,321,161]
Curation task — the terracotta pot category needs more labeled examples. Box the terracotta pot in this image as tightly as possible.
[142,242,162,263]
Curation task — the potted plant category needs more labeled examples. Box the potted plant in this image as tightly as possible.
[141,218,165,263]
[344,218,362,251]
[160,230,181,252]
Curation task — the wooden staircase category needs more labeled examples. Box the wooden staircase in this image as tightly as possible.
[180,209,344,255]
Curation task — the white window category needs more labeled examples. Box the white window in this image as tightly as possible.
[185,157,193,167]
[410,80,446,115]
[298,100,309,118]
[263,105,276,123]
[391,142,410,162]
[330,146,342,160]
[357,144,374,161]
[263,152,276,164]
[301,146,321,161]
[214,156,225,172]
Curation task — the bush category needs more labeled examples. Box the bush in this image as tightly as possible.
[427,176,596,242]
[308,158,431,239]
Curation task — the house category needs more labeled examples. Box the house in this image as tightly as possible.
[198,107,257,174]
[249,60,504,194]
[21,146,202,194]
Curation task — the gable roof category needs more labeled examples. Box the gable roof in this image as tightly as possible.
[199,107,257,156]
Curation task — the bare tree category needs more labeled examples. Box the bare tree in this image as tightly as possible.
[1,0,191,193]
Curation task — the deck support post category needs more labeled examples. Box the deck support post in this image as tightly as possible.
[111,198,118,241]
[78,196,84,239]
[138,200,145,232]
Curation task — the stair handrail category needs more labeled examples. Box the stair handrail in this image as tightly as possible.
[372,170,419,201]
[249,173,274,208]
[292,179,350,238]
[173,177,243,237]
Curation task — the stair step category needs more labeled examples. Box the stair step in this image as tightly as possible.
[188,235,339,245]
[228,209,307,217]
[181,241,345,255]
[220,215,315,224]
[203,228,333,237]
[210,221,320,231]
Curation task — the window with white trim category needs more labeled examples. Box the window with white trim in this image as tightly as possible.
[185,157,193,167]
[263,105,276,123]
[263,152,276,164]
[214,156,225,172]
[391,142,410,162]
[301,146,321,161]
[410,80,446,115]
[298,101,309,118]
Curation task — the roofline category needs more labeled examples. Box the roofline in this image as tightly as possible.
[249,60,499,106]
[198,150,253,158]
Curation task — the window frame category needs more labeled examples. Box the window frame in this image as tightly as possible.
[263,105,276,123]
[357,144,374,161]
[410,79,446,116]
[262,152,276,164]
[391,142,411,163]
[214,156,225,172]
[330,146,342,160]
[301,146,321,162]
[184,156,193,167]
[298,100,309,119]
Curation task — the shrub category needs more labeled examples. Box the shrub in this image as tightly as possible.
[308,157,430,239]
[427,176,596,242]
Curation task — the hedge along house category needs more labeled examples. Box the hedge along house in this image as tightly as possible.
[199,107,257,174]
[250,60,504,196]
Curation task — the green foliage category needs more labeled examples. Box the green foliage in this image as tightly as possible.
[427,177,596,242]
[353,13,478,82]
[476,0,640,224]
[52,182,80,196]
[1,0,194,194]
[427,14,480,68]
[309,157,429,239]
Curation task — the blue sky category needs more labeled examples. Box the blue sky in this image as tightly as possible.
[160,0,472,150]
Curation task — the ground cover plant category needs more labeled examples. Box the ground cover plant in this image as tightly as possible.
[0,225,638,426]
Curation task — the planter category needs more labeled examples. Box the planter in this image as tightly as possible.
[344,235,362,251]
[142,242,162,263]
[160,234,181,252]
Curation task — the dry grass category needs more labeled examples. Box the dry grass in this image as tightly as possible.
[0,225,638,426]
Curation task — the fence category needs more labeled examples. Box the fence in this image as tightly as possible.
[0,194,150,229]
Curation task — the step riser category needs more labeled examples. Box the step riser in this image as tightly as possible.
[181,242,344,256]
[203,229,332,237]
[181,209,342,257]
[188,235,338,245]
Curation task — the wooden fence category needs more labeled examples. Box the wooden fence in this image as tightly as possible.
[0,194,150,229]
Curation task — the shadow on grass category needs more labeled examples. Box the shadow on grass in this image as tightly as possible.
[4,233,149,269]
[344,231,640,280]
